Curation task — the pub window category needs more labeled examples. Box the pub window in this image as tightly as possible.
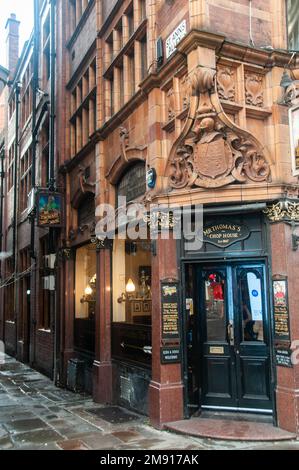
[74,243,96,355]
[113,238,152,326]
[287,0,299,51]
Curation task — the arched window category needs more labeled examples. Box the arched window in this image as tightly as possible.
[116,161,146,205]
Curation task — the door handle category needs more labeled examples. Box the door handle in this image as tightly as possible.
[227,322,234,346]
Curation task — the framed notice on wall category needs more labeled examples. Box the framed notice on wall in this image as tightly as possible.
[161,281,180,340]
[273,277,291,343]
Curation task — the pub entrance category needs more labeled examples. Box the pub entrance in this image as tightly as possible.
[182,210,275,416]
[196,261,272,412]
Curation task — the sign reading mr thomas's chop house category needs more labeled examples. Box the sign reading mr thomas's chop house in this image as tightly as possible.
[201,223,250,248]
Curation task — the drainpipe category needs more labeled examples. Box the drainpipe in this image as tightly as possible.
[30,0,39,260]
[0,143,4,342]
[28,0,40,366]
[49,0,60,385]
[13,82,21,356]
[0,143,4,258]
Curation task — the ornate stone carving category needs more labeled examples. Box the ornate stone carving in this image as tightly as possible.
[217,66,235,101]
[119,127,147,163]
[181,74,191,110]
[264,200,299,222]
[78,165,96,195]
[284,80,299,105]
[166,67,271,190]
[166,87,176,121]
[245,73,264,107]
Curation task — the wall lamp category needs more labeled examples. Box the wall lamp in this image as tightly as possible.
[117,278,136,303]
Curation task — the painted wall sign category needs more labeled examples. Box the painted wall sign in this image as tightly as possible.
[165,20,187,59]
[201,223,250,248]
[161,347,181,364]
[161,281,180,339]
[273,277,291,343]
[289,104,299,176]
[37,192,63,228]
[275,348,293,368]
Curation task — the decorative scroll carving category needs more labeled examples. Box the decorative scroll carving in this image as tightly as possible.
[119,127,147,163]
[217,66,235,101]
[181,74,191,110]
[166,67,271,190]
[264,200,299,222]
[78,165,96,195]
[245,73,264,107]
[166,87,176,121]
[285,80,299,105]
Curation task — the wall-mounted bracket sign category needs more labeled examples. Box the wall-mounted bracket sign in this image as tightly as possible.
[201,223,250,248]
[161,346,181,364]
[161,280,180,340]
[36,191,63,228]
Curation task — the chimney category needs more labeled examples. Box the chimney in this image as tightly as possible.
[6,13,20,78]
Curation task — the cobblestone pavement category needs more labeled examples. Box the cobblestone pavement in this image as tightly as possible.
[0,355,298,451]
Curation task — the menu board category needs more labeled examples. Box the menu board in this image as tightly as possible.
[161,281,180,340]
[273,278,290,342]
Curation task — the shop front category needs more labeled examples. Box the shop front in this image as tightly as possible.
[181,209,274,417]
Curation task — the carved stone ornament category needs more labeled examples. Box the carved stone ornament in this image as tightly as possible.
[284,80,299,105]
[119,127,147,163]
[263,199,299,222]
[217,66,235,101]
[245,73,264,107]
[106,127,147,184]
[181,74,191,110]
[166,67,271,190]
[166,87,176,121]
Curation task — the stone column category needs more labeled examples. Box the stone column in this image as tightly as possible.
[266,199,299,435]
[149,235,184,428]
[93,243,114,404]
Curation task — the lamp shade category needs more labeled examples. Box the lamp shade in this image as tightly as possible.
[126,278,136,293]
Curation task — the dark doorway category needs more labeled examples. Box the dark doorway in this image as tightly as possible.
[187,262,273,413]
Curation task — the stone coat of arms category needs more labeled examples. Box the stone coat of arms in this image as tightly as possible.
[166,67,271,190]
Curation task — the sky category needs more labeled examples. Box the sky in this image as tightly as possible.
[0,0,34,68]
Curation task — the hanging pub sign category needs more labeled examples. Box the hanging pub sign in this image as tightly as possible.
[273,276,291,343]
[289,104,299,176]
[37,191,63,228]
[201,222,250,248]
[161,280,180,340]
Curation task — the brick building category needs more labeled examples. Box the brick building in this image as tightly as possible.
[89,0,299,434]
[1,0,299,438]
[0,2,56,378]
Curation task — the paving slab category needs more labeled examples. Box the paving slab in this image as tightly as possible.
[1,356,298,450]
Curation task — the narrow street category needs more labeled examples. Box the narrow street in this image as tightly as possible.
[0,355,298,451]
